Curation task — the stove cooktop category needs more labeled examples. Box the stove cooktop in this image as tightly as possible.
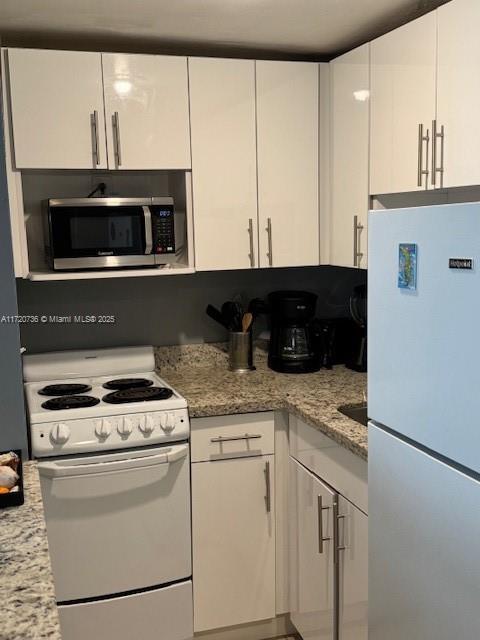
[25,372,187,424]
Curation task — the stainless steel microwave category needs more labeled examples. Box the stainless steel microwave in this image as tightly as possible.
[43,197,182,271]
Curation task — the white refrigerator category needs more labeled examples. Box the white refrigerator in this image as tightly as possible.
[368,202,480,640]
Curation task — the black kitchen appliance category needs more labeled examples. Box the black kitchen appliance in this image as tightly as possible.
[346,283,367,372]
[268,291,321,374]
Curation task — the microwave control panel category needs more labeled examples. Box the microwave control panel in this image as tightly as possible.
[151,205,176,254]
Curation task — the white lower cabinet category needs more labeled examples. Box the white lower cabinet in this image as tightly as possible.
[191,419,276,633]
[337,496,368,640]
[289,416,368,640]
[289,457,335,640]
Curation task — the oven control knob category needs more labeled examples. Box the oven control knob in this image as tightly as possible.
[95,419,111,439]
[161,412,175,433]
[51,423,70,445]
[140,415,155,435]
[118,418,133,437]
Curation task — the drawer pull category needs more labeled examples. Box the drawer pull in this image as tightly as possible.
[210,433,262,443]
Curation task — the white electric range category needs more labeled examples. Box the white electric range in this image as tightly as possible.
[23,345,193,640]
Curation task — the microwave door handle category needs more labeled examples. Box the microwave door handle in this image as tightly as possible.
[37,444,189,478]
[143,206,153,254]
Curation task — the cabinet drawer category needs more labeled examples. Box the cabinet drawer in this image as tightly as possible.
[289,414,368,514]
[191,412,274,462]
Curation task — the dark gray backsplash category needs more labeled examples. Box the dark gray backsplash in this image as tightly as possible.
[17,266,366,354]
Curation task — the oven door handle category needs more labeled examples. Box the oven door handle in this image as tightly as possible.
[38,444,189,478]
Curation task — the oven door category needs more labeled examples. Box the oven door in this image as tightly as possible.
[47,198,154,269]
[38,443,191,601]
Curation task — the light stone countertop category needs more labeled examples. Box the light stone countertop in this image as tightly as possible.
[157,344,368,460]
[0,461,61,640]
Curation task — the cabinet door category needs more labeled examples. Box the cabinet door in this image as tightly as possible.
[337,496,368,640]
[103,54,191,170]
[192,454,275,632]
[7,48,107,169]
[437,0,480,189]
[370,13,437,194]
[289,457,335,640]
[330,44,369,268]
[189,58,258,271]
[256,61,319,268]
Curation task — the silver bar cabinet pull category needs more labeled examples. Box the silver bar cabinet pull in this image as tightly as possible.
[248,218,255,267]
[317,495,331,554]
[264,461,271,513]
[266,217,273,266]
[90,111,100,166]
[353,215,364,268]
[113,111,122,167]
[417,123,424,187]
[417,123,430,189]
[431,119,437,186]
[210,433,262,444]
[432,119,445,189]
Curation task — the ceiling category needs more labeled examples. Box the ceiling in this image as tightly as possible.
[0,0,449,59]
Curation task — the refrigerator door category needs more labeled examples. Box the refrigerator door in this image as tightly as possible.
[369,202,480,472]
[369,424,480,640]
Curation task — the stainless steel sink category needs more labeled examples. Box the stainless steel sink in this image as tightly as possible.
[337,403,368,427]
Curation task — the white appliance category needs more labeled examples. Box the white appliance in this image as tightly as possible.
[24,345,193,640]
[368,203,480,640]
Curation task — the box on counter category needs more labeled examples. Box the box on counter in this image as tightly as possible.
[0,450,24,508]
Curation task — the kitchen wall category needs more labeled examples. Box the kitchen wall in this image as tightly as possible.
[0,123,28,455]
[17,266,366,353]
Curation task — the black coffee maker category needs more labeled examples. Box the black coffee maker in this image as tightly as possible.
[268,291,321,374]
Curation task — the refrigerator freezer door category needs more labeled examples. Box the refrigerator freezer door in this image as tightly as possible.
[369,424,480,640]
[369,202,480,472]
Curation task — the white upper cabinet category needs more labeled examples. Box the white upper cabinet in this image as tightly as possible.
[7,48,107,170]
[256,61,319,268]
[330,44,369,269]
[370,12,437,194]
[436,0,480,189]
[189,58,258,271]
[102,54,191,170]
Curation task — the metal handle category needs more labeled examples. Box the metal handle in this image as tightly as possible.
[248,218,255,267]
[264,460,271,513]
[353,215,364,268]
[90,111,100,166]
[417,123,424,187]
[317,495,331,554]
[431,119,445,188]
[38,444,188,478]
[142,206,152,255]
[266,217,273,266]
[113,111,122,167]
[417,123,430,189]
[210,433,262,443]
